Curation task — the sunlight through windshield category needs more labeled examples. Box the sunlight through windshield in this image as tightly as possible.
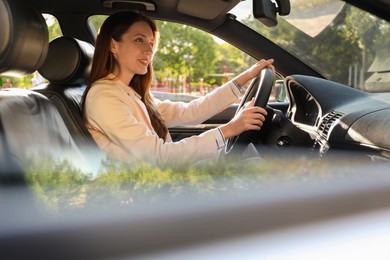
[231,0,390,93]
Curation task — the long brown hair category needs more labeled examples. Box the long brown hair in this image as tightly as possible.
[82,11,168,141]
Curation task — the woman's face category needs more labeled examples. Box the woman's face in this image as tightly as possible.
[110,21,155,82]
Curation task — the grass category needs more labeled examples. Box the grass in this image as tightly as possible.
[24,150,380,213]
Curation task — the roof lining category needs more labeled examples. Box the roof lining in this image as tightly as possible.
[176,0,240,20]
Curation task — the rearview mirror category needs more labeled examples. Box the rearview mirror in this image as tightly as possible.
[253,0,290,27]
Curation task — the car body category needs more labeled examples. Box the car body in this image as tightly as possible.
[1,0,390,258]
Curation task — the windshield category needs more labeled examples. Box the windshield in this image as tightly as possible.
[231,0,390,93]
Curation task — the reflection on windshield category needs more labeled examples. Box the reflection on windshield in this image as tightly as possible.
[231,0,390,93]
[284,1,345,37]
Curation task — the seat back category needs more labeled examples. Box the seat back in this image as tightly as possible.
[0,89,83,164]
[33,36,97,149]
[0,0,100,175]
[0,0,48,76]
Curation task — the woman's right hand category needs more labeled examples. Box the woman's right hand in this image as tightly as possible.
[234,59,275,88]
[219,98,267,139]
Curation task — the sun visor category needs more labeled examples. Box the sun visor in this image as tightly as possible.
[177,0,240,20]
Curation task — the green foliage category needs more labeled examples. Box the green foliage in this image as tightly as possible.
[25,154,92,212]
[154,21,217,85]
[242,4,388,85]
[23,152,367,213]
[45,14,62,42]
[23,155,264,212]
[89,15,108,33]
[154,21,252,86]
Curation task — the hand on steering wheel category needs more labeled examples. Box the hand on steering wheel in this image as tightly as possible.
[225,67,275,154]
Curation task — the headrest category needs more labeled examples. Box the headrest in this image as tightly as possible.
[0,0,48,76]
[39,37,94,85]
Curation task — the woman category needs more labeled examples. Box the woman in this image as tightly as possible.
[82,11,274,165]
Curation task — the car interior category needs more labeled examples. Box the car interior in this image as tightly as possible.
[1,0,390,170]
[1,0,390,258]
[0,0,102,174]
[0,0,268,168]
[0,0,67,169]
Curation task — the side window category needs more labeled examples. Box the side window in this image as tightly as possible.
[88,16,286,103]
[153,21,257,103]
[0,14,62,89]
[89,15,108,33]
[45,14,63,42]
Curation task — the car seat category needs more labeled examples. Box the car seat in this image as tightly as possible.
[0,0,99,176]
[0,0,48,76]
[33,36,98,149]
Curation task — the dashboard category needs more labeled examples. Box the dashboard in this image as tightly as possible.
[283,75,390,154]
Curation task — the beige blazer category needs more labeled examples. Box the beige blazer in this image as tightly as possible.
[84,75,239,164]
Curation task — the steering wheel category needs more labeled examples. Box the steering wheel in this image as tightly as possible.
[225,67,274,154]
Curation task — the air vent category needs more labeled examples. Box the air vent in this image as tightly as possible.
[318,111,344,139]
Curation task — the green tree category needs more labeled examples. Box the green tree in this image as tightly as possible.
[241,3,387,86]
[211,43,255,85]
[89,15,108,33]
[45,14,62,41]
[154,21,218,87]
